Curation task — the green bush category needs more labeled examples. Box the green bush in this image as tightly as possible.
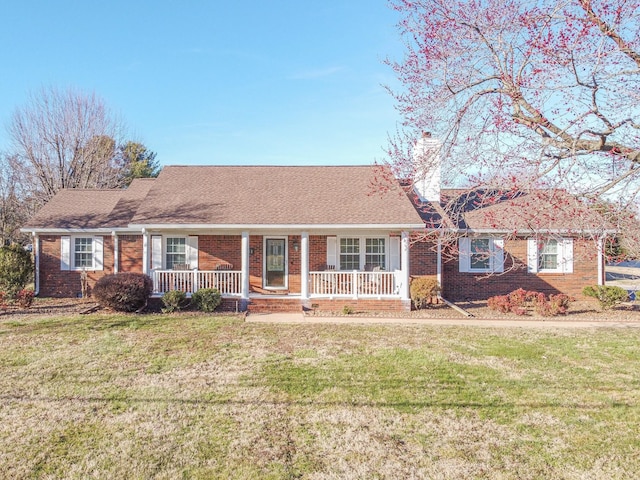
[162,290,188,313]
[342,305,354,315]
[410,277,441,309]
[93,273,153,312]
[582,285,629,310]
[191,288,222,312]
[0,244,33,299]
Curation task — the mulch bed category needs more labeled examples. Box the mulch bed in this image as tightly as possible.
[1,298,639,322]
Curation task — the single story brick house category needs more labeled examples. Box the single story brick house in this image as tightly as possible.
[22,164,609,312]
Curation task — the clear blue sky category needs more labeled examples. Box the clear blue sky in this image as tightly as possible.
[0,1,404,166]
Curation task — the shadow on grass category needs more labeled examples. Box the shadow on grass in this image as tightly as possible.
[0,313,243,335]
[0,393,635,411]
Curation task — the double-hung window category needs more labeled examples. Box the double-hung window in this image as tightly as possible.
[365,238,386,270]
[528,238,573,273]
[339,238,361,270]
[337,237,387,270]
[165,237,187,269]
[60,235,104,271]
[74,238,94,269]
[459,237,504,273]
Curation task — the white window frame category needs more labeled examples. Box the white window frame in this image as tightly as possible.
[336,236,388,271]
[528,238,573,274]
[61,235,104,271]
[459,237,504,273]
[165,236,188,270]
[152,235,198,270]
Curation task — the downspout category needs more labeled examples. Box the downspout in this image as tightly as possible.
[32,232,40,295]
[112,231,119,274]
[436,235,442,288]
[142,228,149,276]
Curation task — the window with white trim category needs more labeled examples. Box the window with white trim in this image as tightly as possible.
[60,235,103,271]
[338,237,386,270]
[459,237,504,273]
[538,239,559,271]
[365,238,386,269]
[528,238,573,273]
[166,237,187,269]
[74,237,94,269]
[339,238,360,270]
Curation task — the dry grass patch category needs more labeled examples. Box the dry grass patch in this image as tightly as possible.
[0,314,639,479]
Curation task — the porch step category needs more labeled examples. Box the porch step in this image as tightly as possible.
[246,297,302,313]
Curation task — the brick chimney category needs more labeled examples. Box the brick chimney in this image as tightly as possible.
[413,132,442,202]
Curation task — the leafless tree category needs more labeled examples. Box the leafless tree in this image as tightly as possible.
[0,159,36,245]
[7,86,126,206]
[385,0,640,258]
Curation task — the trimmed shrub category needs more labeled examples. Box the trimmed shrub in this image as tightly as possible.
[533,293,571,317]
[342,305,354,315]
[0,244,33,299]
[93,273,153,312]
[583,285,629,310]
[488,289,572,317]
[487,295,513,314]
[162,290,188,313]
[191,288,222,312]
[15,289,35,309]
[410,277,441,309]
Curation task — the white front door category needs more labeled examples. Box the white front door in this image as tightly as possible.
[264,238,287,288]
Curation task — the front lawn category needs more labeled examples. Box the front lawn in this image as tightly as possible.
[1,314,638,479]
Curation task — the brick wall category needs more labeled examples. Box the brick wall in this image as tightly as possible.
[118,235,143,273]
[409,239,437,276]
[441,237,599,301]
[39,235,115,297]
[307,298,409,312]
[198,235,242,270]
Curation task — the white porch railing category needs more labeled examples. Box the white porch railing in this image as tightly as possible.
[152,270,241,296]
[152,269,401,298]
[309,270,400,298]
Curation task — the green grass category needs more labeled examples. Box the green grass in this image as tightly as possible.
[1,314,639,479]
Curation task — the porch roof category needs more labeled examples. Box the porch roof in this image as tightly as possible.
[129,165,424,228]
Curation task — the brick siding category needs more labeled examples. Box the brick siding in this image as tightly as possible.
[118,235,143,273]
[39,235,114,297]
[440,237,598,301]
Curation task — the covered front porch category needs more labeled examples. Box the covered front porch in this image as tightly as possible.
[142,230,413,310]
[151,268,403,298]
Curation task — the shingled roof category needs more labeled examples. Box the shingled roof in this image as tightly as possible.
[23,166,425,231]
[441,189,610,233]
[22,178,154,231]
[129,165,424,227]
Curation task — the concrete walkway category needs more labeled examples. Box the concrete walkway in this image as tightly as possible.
[246,312,640,328]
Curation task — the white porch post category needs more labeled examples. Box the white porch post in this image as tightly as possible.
[32,232,40,295]
[301,232,309,299]
[241,231,250,299]
[142,229,149,276]
[597,236,605,286]
[400,231,411,300]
